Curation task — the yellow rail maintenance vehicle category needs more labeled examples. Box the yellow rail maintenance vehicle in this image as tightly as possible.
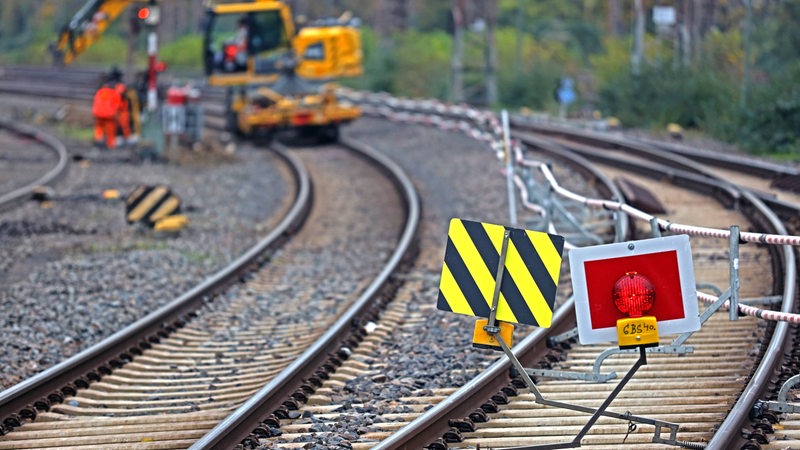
[202,1,363,143]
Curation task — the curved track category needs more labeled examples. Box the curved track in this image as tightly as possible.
[331,98,798,449]
[0,142,309,437]
[0,119,69,210]
[0,136,418,448]
[2,66,800,449]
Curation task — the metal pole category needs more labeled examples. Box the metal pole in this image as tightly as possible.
[146,30,158,112]
[486,229,511,329]
[146,0,159,113]
[502,110,517,227]
[650,217,661,238]
[729,225,740,321]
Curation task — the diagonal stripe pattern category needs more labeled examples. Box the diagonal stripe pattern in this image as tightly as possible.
[437,218,564,327]
[125,185,181,226]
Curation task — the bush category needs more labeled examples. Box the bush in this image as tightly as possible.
[159,35,203,70]
[733,66,800,154]
[597,64,737,130]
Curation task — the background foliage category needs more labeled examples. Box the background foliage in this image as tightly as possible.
[1,0,798,156]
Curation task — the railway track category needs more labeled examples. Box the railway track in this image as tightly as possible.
[2,66,800,449]
[0,136,418,448]
[0,119,69,211]
[313,96,797,449]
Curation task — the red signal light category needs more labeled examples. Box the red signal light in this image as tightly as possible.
[137,7,150,20]
[293,112,312,125]
[224,43,238,60]
[612,272,655,318]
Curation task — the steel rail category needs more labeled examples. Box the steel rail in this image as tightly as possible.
[372,136,627,450]
[376,126,793,449]
[636,135,800,179]
[515,120,800,220]
[707,189,796,449]
[373,299,577,450]
[518,133,629,243]
[521,131,796,449]
[190,135,421,449]
[0,144,312,429]
[0,119,69,210]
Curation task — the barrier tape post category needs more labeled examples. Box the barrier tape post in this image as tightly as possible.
[729,225,741,321]
[502,110,517,227]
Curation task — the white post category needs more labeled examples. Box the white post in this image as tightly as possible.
[147,31,158,112]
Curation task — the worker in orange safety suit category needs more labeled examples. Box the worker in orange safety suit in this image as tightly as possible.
[92,68,124,149]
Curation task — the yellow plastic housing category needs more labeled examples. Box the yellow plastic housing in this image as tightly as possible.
[472,319,514,351]
[154,215,188,232]
[616,316,659,349]
[294,25,363,79]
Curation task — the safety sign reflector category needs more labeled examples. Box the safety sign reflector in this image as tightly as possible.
[437,219,565,327]
[472,318,514,350]
[570,235,700,345]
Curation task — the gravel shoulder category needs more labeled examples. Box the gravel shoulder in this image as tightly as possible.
[0,118,293,390]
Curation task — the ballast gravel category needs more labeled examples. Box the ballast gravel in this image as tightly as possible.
[0,125,292,390]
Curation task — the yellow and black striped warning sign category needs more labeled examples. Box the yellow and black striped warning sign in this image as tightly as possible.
[125,185,181,226]
[437,219,564,327]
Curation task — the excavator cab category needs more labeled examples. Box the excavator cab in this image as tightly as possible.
[293,21,363,80]
[202,2,295,86]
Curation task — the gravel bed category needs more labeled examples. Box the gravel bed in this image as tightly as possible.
[259,117,604,448]
[0,115,293,390]
[346,116,599,387]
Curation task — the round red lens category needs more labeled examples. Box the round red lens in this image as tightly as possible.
[138,8,150,20]
[612,272,655,318]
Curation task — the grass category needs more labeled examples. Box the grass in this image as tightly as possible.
[55,122,94,141]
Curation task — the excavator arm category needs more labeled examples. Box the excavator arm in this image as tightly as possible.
[52,0,139,65]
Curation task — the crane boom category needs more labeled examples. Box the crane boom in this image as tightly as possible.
[52,0,140,65]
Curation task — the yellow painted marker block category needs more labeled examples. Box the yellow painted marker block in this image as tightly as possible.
[617,316,659,349]
[472,318,513,351]
[102,189,120,200]
[154,215,188,232]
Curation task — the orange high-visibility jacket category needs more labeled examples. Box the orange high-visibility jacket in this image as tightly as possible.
[92,84,122,119]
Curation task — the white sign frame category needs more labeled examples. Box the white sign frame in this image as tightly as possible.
[569,234,700,345]
[652,6,676,26]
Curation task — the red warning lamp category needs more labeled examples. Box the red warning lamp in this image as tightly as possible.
[612,272,655,318]
[137,5,160,26]
[613,272,659,349]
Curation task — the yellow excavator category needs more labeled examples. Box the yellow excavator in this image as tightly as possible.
[51,0,152,138]
[202,0,363,142]
[53,0,362,144]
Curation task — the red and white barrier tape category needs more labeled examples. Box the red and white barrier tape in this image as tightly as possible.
[347,90,800,249]
[347,89,799,323]
[697,292,800,324]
